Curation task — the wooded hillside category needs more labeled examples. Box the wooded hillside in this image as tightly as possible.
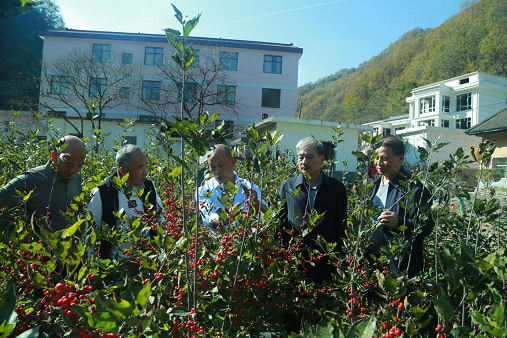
[298,0,507,123]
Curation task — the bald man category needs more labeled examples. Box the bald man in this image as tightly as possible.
[198,144,266,230]
[0,135,86,231]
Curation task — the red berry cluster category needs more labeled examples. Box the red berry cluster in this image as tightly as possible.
[345,286,370,318]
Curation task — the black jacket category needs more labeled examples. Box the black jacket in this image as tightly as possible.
[278,172,347,251]
[369,167,434,277]
[96,174,159,259]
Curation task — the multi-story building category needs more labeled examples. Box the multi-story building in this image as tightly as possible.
[364,72,507,164]
[38,29,303,148]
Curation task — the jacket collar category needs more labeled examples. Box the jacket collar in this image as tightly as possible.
[44,160,64,182]
[377,166,410,189]
[294,170,329,188]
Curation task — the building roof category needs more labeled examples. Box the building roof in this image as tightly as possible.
[363,114,409,126]
[39,29,303,54]
[466,107,507,135]
[256,115,372,131]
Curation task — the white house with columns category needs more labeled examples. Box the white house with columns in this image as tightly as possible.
[364,72,507,164]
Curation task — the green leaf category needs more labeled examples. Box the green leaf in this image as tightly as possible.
[171,3,184,24]
[14,325,39,338]
[133,281,152,316]
[61,219,85,238]
[346,317,376,338]
[0,281,16,326]
[408,306,428,319]
[32,215,57,248]
[183,14,201,38]
[85,311,117,332]
[171,54,183,67]
[164,28,180,37]
[60,236,85,266]
[165,31,183,53]
[19,242,51,257]
[352,150,367,160]
[383,273,399,293]
[315,318,334,337]
[27,266,50,288]
[435,291,454,323]
[96,292,133,321]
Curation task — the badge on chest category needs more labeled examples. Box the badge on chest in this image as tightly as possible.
[128,200,137,208]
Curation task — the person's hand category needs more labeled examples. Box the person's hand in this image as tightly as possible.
[243,189,267,213]
[377,209,398,229]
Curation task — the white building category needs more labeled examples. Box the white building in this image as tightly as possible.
[364,72,507,164]
[255,116,372,178]
[38,29,303,149]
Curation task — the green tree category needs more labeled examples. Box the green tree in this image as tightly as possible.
[0,0,64,110]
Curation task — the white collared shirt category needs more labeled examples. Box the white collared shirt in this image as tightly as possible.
[197,173,266,226]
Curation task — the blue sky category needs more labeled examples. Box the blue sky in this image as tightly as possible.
[54,0,466,86]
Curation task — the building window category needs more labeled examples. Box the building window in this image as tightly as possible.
[264,55,282,74]
[217,85,236,105]
[261,88,281,108]
[139,115,158,124]
[145,47,163,66]
[50,76,70,95]
[215,120,234,139]
[48,111,66,118]
[459,78,469,85]
[119,87,130,99]
[456,93,472,111]
[178,82,197,102]
[124,136,137,145]
[440,119,449,128]
[92,44,110,63]
[493,158,507,179]
[142,80,161,100]
[456,117,471,129]
[86,112,105,119]
[441,96,450,113]
[322,142,335,161]
[373,127,380,135]
[190,50,199,68]
[89,77,107,97]
[382,128,391,136]
[419,96,435,114]
[219,52,238,71]
[122,53,133,64]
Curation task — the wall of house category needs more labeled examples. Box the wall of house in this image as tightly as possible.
[270,121,361,173]
[401,127,480,167]
[40,34,300,124]
[48,118,181,155]
[0,110,47,137]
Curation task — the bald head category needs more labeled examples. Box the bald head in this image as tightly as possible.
[52,135,86,180]
[59,135,86,154]
[210,144,233,161]
[208,144,235,184]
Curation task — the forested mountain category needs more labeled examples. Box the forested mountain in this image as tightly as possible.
[0,1,64,110]
[298,0,507,124]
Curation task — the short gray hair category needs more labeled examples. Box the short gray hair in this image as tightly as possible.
[116,144,143,170]
[296,137,324,156]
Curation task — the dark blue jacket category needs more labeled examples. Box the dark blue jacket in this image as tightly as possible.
[278,172,347,252]
[370,167,434,277]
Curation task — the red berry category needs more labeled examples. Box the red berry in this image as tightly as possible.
[435,324,443,332]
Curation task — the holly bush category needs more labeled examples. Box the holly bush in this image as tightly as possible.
[0,113,506,338]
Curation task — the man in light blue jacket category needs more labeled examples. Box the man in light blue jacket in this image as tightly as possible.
[198,144,266,231]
